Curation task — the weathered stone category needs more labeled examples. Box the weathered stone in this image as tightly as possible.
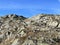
[11,39,19,45]
[58,24,60,28]
[47,21,58,27]
[20,31,27,37]
[22,39,35,45]
[37,43,49,45]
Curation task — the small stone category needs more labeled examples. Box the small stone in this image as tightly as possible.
[0,32,4,38]
[22,40,35,45]
[47,21,58,27]
[37,43,49,45]
[11,39,19,45]
[20,31,26,37]
[58,24,60,28]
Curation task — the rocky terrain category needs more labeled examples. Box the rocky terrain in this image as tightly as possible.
[0,14,60,45]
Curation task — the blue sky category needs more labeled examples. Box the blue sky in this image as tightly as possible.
[0,0,60,17]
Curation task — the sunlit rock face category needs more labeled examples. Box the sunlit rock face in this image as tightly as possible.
[0,14,60,45]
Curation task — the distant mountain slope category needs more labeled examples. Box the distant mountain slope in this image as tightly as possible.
[0,14,60,45]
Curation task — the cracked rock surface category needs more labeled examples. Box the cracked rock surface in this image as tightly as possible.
[0,14,60,45]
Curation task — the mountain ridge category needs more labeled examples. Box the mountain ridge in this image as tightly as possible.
[0,14,60,45]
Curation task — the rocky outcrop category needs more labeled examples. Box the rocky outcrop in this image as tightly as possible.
[0,14,60,45]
